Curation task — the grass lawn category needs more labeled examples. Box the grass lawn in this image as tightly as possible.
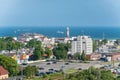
[65,68,78,74]
[25,72,64,80]
[25,69,79,80]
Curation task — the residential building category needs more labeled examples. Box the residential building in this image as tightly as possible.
[71,35,93,55]
[86,53,101,60]
[102,52,120,61]
[0,66,9,80]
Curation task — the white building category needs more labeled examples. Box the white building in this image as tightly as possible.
[66,27,70,38]
[71,35,93,55]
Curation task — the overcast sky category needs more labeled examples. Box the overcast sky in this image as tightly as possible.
[0,0,120,27]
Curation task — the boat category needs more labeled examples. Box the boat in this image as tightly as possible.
[57,31,64,34]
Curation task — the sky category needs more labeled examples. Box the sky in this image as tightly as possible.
[0,0,120,27]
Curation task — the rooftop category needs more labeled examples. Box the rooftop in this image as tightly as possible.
[0,66,9,75]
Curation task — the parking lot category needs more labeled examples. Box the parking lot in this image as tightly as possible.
[20,60,105,76]
[21,60,102,75]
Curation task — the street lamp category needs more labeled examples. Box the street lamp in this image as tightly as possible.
[61,62,66,80]
[20,66,23,80]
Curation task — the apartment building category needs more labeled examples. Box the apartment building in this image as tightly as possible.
[71,35,93,55]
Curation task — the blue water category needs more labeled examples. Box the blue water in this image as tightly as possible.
[0,27,120,39]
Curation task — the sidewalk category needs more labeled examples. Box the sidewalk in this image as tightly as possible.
[27,59,46,64]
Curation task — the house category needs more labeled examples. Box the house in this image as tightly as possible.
[102,52,120,61]
[0,66,9,80]
[86,53,101,60]
[20,53,29,63]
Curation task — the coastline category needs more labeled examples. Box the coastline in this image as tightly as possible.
[0,27,120,40]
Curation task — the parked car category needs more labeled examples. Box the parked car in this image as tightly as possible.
[65,62,69,65]
[54,70,60,72]
[22,63,28,65]
[36,72,46,76]
[52,61,57,64]
[49,68,54,71]
[46,62,51,65]
[39,67,44,70]
[78,68,82,70]
[46,71,54,74]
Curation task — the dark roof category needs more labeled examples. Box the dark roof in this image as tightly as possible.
[0,66,9,75]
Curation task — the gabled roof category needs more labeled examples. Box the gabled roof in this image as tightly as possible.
[0,66,9,75]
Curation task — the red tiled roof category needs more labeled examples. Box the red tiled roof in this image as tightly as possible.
[0,66,9,75]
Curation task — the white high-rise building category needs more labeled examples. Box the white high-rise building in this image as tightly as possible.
[71,35,93,55]
[66,27,70,38]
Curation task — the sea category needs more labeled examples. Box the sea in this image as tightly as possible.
[0,26,120,40]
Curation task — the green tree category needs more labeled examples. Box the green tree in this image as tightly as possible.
[53,43,67,60]
[65,42,71,51]
[93,40,97,52]
[0,55,19,76]
[15,42,24,50]
[0,39,6,51]
[33,41,44,60]
[45,47,53,58]
[74,52,81,60]
[26,39,42,48]
[26,39,35,48]
[81,51,86,61]
[5,37,14,42]
[102,39,108,45]
[23,66,38,78]
[101,70,114,80]
[66,66,116,80]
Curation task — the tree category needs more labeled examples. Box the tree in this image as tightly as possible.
[15,42,24,50]
[66,66,116,80]
[102,39,108,45]
[0,39,6,51]
[0,37,25,52]
[26,39,42,48]
[101,70,114,80]
[0,55,19,76]
[81,51,86,61]
[74,52,81,60]
[23,66,38,78]
[53,43,67,60]
[5,37,14,42]
[65,42,71,51]
[33,41,44,60]
[45,47,53,58]
[93,40,97,52]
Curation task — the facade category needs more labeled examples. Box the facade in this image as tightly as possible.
[103,53,120,61]
[86,53,101,60]
[71,35,93,55]
[0,66,9,80]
